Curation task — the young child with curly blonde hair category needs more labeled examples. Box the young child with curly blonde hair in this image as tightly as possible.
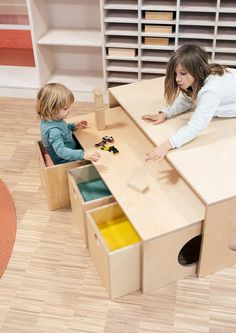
[37,83,100,164]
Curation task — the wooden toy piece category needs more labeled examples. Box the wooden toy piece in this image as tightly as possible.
[93,87,106,131]
[144,25,172,34]
[108,48,136,58]
[127,176,149,193]
[145,11,173,21]
[144,37,169,46]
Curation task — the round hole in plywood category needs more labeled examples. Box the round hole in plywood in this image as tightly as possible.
[178,235,202,266]
[228,228,236,251]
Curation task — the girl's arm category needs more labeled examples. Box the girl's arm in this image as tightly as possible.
[161,93,192,118]
[145,90,221,161]
[142,94,192,125]
[169,90,221,148]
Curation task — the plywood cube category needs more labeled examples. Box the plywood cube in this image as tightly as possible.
[143,221,203,292]
[68,165,114,246]
[35,141,87,211]
[86,202,142,299]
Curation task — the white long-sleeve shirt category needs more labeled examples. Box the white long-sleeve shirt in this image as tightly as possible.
[161,68,236,148]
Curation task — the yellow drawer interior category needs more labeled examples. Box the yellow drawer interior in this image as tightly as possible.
[98,217,141,251]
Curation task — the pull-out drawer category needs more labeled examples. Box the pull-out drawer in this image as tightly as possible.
[86,202,142,299]
[68,164,114,246]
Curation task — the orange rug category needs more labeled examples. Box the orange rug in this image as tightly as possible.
[0,179,16,277]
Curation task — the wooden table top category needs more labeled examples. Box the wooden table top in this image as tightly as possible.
[109,78,236,205]
[73,106,204,241]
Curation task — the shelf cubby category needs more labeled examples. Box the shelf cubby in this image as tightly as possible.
[214,52,236,67]
[219,0,236,13]
[180,0,218,13]
[105,23,139,36]
[104,0,138,10]
[107,71,138,84]
[179,11,216,26]
[141,49,172,62]
[38,44,103,93]
[141,61,166,74]
[104,10,138,23]
[106,59,138,73]
[218,12,236,27]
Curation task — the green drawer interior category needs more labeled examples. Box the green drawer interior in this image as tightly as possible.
[77,178,112,202]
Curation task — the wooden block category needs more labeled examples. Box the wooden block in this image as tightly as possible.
[144,25,172,34]
[144,37,169,46]
[127,177,149,193]
[145,11,173,21]
[93,87,105,131]
[93,87,104,109]
[108,48,136,58]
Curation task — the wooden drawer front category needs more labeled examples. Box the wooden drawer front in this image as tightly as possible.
[143,221,203,293]
[68,164,114,246]
[86,202,141,299]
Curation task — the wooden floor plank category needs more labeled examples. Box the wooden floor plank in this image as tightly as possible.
[0,97,236,332]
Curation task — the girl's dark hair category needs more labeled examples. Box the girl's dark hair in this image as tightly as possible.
[164,44,227,105]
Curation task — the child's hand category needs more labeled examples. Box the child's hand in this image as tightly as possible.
[84,151,101,162]
[75,120,88,129]
[145,140,172,161]
[142,112,166,125]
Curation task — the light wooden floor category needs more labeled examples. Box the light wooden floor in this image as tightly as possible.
[0,96,236,333]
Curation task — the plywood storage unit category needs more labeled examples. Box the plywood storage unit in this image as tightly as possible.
[35,141,86,211]
[102,0,236,87]
[86,202,142,299]
[143,222,202,292]
[68,164,114,246]
[74,104,205,297]
[109,76,236,285]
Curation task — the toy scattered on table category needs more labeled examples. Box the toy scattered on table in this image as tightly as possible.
[95,135,114,147]
[100,145,119,155]
[95,136,119,154]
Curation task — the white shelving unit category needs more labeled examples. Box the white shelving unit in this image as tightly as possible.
[102,0,236,88]
[0,0,236,100]
[28,0,104,101]
[0,0,40,97]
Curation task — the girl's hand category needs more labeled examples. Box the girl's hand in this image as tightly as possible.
[84,151,101,162]
[75,120,88,129]
[142,112,167,125]
[145,140,172,161]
